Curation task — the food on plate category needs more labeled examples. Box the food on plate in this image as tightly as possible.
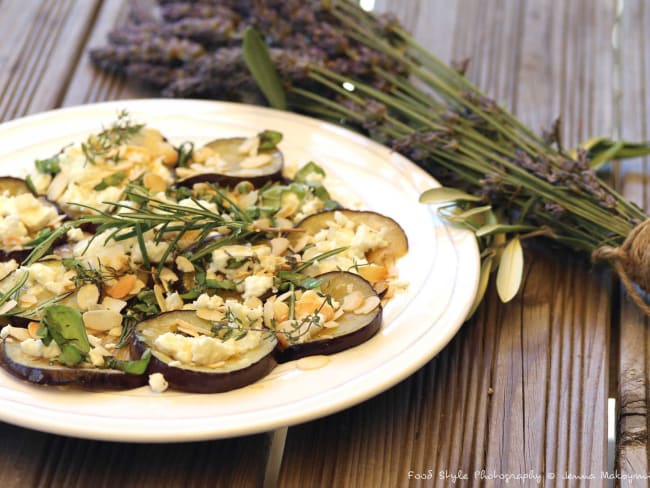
[0,111,408,393]
[0,177,67,262]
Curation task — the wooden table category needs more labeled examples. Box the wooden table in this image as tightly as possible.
[0,0,648,486]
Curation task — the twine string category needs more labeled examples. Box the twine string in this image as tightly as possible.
[592,219,650,315]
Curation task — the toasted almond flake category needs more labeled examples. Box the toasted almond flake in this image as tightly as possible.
[19,294,38,307]
[175,318,209,337]
[107,274,137,299]
[130,278,147,295]
[175,256,194,273]
[192,146,215,163]
[154,284,166,312]
[143,172,167,193]
[196,308,223,322]
[240,154,271,169]
[237,136,260,156]
[76,284,100,311]
[159,267,179,284]
[83,310,123,331]
[356,296,381,315]
[270,237,290,257]
[323,320,339,329]
[244,296,263,309]
[108,326,123,337]
[273,300,289,322]
[5,326,30,341]
[100,296,128,313]
[47,171,68,201]
[341,290,364,312]
[357,264,388,283]
[157,142,179,166]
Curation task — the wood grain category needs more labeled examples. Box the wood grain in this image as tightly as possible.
[0,0,100,121]
[278,0,611,486]
[617,0,650,477]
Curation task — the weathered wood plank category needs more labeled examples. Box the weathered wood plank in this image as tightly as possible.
[0,0,101,121]
[63,0,154,106]
[617,0,650,476]
[0,421,270,488]
[279,0,611,485]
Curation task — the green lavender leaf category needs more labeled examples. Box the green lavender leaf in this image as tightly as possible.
[243,27,287,110]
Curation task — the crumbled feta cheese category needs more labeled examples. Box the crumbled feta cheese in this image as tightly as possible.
[66,227,85,241]
[242,275,273,299]
[88,348,105,367]
[149,372,168,393]
[20,338,44,357]
[13,193,58,230]
[28,262,73,295]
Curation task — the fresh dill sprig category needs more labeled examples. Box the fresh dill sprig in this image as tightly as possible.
[81,109,144,166]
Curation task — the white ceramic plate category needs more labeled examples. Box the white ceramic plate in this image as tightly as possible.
[0,100,479,442]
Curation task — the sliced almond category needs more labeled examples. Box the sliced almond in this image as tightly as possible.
[143,173,167,193]
[175,256,194,273]
[83,310,123,331]
[27,321,40,338]
[196,308,224,322]
[106,274,137,299]
[357,264,388,283]
[270,237,290,257]
[356,296,381,315]
[341,290,365,312]
[76,284,100,311]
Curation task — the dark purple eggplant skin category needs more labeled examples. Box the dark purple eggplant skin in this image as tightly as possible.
[0,315,31,328]
[131,338,277,394]
[276,306,382,364]
[0,340,147,390]
[175,170,284,189]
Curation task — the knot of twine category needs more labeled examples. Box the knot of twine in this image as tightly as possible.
[593,219,650,315]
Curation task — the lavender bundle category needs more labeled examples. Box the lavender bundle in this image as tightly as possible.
[92,1,650,312]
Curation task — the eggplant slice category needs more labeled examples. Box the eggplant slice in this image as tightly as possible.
[0,177,69,262]
[133,310,277,393]
[277,271,382,363]
[0,176,35,196]
[288,209,408,265]
[0,340,147,390]
[176,137,283,188]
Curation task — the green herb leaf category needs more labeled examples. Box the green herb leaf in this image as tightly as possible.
[35,155,61,175]
[94,171,127,191]
[496,237,524,303]
[243,27,287,110]
[295,161,326,183]
[105,349,151,375]
[41,305,90,366]
[419,187,483,204]
[475,223,537,238]
[176,141,194,167]
[258,130,283,150]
